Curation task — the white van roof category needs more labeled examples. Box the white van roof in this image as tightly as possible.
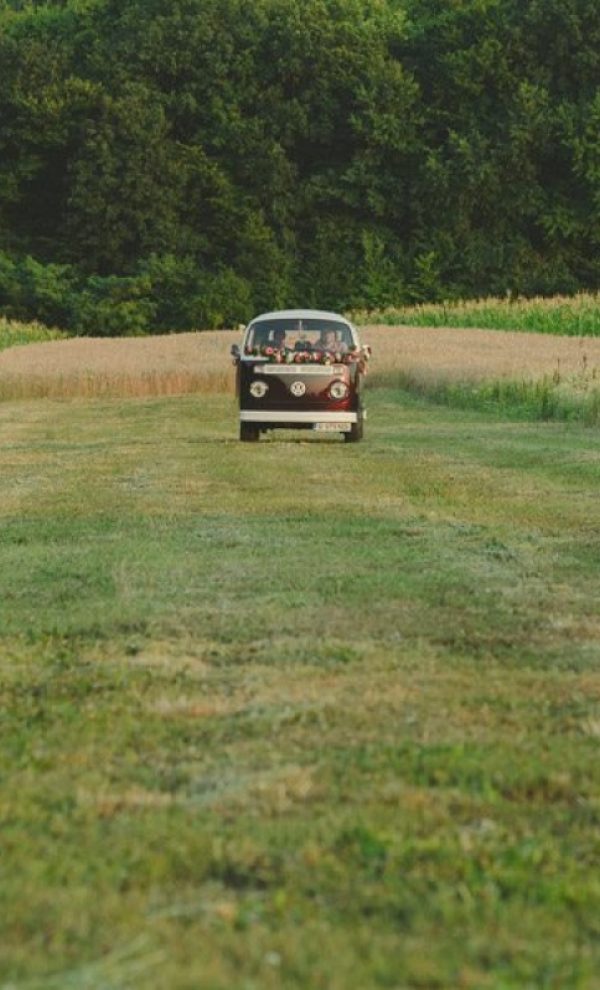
[249,309,352,324]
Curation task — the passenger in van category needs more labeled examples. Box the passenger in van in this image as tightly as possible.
[272,328,287,349]
[318,328,347,352]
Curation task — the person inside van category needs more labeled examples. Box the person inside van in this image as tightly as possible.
[272,328,287,349]
[318,327,347,352]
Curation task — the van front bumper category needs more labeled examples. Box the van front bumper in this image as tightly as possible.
[240,410,358,424]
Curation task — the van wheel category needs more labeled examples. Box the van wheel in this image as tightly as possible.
[344,415,364,443]
[240,423,260,442]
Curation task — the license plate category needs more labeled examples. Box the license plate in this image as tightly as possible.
[313,422,351,432]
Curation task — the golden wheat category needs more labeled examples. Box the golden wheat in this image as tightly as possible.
[0,326,599,401]
[363,325,600,387]
[0,331,238,400]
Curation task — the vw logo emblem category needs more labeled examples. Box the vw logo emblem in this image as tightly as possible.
[290,380,306,397]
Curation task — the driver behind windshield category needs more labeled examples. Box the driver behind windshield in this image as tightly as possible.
[272,328,287,348]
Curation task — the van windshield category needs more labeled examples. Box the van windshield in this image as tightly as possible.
[246,318,353,352]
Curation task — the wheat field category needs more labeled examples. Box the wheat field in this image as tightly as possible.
[0,331,235,399]
[364,324,599,388]
[0,325,599,401]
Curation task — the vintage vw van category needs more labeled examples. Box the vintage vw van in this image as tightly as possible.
[231,309,369,442]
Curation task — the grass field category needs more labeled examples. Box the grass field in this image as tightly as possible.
[355,292,600,337]
[1,388,599,989]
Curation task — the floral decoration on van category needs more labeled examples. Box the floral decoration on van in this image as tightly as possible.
[244,344,371,368]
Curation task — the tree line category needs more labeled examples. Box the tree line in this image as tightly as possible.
[1,0,599,333]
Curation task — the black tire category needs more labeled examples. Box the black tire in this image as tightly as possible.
[344,413,364,443]
[240,423,260,442]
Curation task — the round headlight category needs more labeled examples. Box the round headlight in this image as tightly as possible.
[329,380,349,400]
[250,380,269,398]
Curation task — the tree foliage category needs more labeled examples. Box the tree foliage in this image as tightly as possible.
[0,0,599,331]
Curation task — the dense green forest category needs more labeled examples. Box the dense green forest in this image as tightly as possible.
[1,0,599,333]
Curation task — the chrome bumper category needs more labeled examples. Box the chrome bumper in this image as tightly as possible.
[240,410,358,423]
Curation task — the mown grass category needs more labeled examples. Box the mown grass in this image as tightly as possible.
[0,316,67,352]
[1,391,599,989]
[355,291,600,336]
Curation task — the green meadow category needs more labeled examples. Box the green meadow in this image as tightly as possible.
[0,318,66,354]
[357,292,600,337]
[1,390,599,989]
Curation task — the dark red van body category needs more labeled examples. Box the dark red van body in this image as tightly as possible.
[231,309,368,442]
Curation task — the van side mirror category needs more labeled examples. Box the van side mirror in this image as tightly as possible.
[230,344,240,359]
